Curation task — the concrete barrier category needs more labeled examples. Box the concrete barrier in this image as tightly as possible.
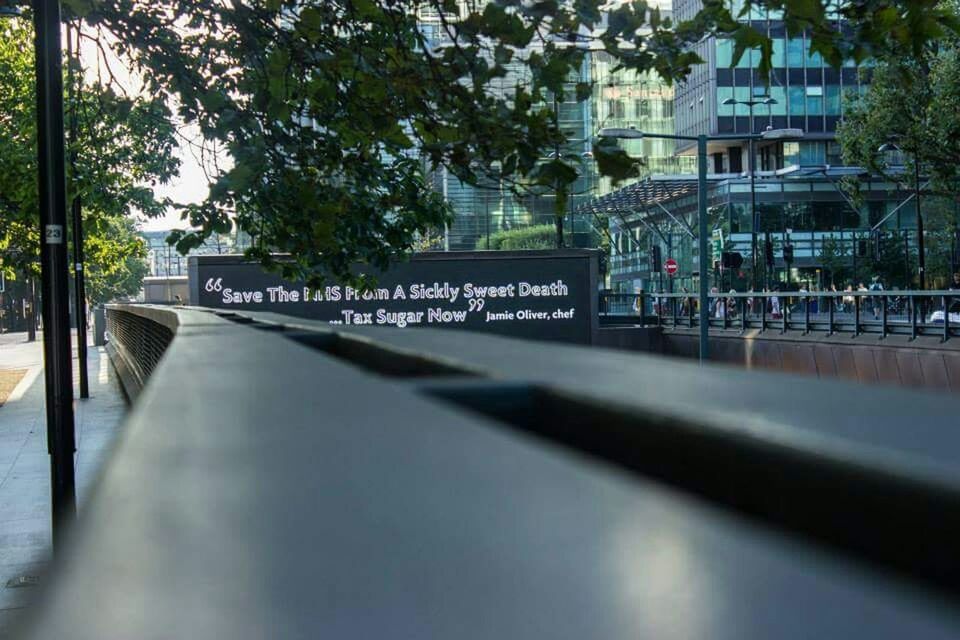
[19,305,960,639]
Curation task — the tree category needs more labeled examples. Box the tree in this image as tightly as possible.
[0,16,178,294]
[48,0,957,285]
[837,0,960,193]
[819,237,850,287]
[84,217,149,304]
[836,2,960,286]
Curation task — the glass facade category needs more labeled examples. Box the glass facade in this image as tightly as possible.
[711,32,866,135]
[421,5,691,251]
[601,1,959,293]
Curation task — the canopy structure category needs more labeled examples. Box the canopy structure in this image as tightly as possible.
[575,178,700,218]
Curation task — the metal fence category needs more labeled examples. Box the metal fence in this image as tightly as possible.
[600,290,960,341]
[105,306,175,397]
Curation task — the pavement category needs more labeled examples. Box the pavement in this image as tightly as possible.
[0,332,127,637]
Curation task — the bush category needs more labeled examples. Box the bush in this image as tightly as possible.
[485,224,558,250]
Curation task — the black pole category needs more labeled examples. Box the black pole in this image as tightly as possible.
[667,233,674,293]
[33,0,77,552]
[27,276,36,342]
[904,231,910,289]
[67,23,88,399]
[914,153,926,291]
[749,121,758,290]
[852,230,857,286]
[553,94,564,249]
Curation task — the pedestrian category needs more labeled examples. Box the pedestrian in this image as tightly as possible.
[949,273,960,313]
[708,286,719,317]
[868,275,884,319]
[830,283,841,313]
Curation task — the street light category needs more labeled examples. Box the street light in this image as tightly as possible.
[722,96,778,290]
[598,125,801,364]
[32,0,78,552]
[879,141,925,291]
[1,1,76,549]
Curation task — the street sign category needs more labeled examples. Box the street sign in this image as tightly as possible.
[664,258,679,276]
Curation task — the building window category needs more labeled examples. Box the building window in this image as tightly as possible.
[789,86,805,115]
[805,85,823,115]
[771,38,786,67]
[799,142,826,166]
[806,42,824,68]
[827,141,843,165]
[770,86,787,116]
[607,99,625,119]
[717,86,734,115]
[729,148,743,173]
[787,38,804,67]
[825,85,841,115]
[716,38,733,68]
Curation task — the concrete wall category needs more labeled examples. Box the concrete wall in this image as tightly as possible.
[661,329,960,394]
[595,326,663,352]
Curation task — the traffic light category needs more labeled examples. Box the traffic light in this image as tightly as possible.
[765,234,774,268]
[782,243,794,264]
[857,239,868,257]
[721,251,744,269]
[649,244,662,273]
[872,230,882,261]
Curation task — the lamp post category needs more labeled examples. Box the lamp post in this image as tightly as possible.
[721,96,777,291]
[33,0,78,552]
[879,142,925,291]
[599,126,801,363]
[66,23,89,398]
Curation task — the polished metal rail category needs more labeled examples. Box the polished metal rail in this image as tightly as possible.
[601,289,960,341]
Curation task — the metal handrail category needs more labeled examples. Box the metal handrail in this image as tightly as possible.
[599,290,960,341]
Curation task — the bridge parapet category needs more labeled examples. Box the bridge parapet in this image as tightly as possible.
[19,304,960,638]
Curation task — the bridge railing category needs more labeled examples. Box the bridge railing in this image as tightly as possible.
[600,289,960,341]
[18,304,960,638]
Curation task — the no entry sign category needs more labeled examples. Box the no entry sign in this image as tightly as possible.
[664,258,679,276]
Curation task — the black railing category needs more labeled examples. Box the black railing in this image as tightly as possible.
[104,305,176,399]
[600,290,960,341]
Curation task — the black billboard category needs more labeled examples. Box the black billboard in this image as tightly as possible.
[188,250,599,344]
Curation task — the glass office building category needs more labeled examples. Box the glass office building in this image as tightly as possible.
[420,3,688,251]
[598,0,959,293]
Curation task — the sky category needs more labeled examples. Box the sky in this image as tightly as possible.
[79,29,211,232]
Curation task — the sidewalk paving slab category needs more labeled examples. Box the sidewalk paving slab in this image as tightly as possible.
[0,333,127,637]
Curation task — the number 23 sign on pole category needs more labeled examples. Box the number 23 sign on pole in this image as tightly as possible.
[664,258,679,276]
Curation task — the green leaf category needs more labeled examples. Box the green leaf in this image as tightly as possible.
[592,138,640,185]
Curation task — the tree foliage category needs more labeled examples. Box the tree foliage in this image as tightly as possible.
[84,216,150,303]
[0,17,176,301]
[837,49,960,194]
[3,0,956,285]
[486,224,558,250]
[43,0,955,285]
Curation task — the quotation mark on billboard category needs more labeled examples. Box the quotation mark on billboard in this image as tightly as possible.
[205,278,223,293]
